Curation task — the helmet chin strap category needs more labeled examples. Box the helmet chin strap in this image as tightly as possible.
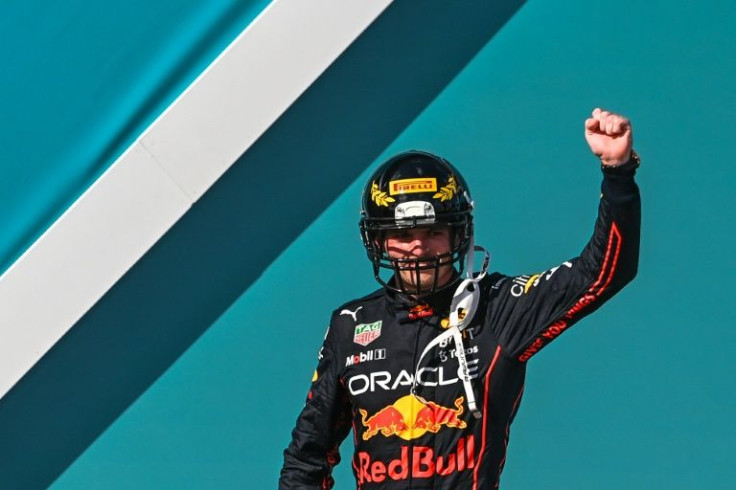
[411,239,490,419]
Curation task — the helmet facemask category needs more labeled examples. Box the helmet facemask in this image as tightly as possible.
[360,214,473,296]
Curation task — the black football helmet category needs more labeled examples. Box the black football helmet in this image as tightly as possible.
[359,150,474,295]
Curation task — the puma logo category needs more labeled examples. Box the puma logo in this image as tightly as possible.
[340,306,363,322]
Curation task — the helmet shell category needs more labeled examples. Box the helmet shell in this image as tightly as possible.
[360,151,472,227]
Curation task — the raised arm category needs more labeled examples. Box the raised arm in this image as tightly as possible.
[488,108,641,361]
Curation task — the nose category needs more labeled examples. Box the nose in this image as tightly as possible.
[407,234,431,257]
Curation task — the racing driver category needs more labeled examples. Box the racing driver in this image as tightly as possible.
[280,108,641,489]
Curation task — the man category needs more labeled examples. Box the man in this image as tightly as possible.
[280,108,640,489]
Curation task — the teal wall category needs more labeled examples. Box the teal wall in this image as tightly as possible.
[0,0,271,275]
[2,0,735,488]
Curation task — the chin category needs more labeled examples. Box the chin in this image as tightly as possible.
[407,275,440,290]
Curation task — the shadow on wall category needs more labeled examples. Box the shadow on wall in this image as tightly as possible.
[0,1,525,487]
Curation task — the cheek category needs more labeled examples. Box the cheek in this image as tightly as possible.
[385,240,415,258]
[429,237,452,253]
[384,239,400,256]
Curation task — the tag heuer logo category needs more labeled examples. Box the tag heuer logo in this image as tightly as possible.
[353,321,382,346]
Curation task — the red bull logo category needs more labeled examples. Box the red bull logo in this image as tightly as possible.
[359,395,467,441]
[408,303,434,320]
[356,435,475,484]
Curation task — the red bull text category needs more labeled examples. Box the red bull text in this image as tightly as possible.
[356,435,475,484]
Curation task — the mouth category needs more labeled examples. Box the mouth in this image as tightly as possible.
[396,261,438,271]
[393,256,455,270]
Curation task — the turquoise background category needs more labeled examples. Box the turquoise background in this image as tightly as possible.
[0,0,271,275]
[2,0,735,488]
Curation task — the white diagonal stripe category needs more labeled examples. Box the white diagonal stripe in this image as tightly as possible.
[0,0,392,398]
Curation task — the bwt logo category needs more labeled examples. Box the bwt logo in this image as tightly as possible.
[346,348,387,367]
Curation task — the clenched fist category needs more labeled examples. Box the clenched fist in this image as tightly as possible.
[585,108,634,167]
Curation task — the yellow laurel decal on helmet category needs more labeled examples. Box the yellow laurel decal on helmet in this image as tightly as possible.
[433,176,457,202]
[371,181,396,207]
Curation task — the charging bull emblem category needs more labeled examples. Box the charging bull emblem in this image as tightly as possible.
[360,395,467,441]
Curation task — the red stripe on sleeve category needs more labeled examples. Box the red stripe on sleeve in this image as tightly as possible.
[474,345,503,490]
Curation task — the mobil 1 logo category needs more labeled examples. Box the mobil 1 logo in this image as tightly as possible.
[346,348,387,367]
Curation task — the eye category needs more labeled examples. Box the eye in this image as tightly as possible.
[387,230,411,241]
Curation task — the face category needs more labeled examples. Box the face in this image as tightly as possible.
[383,226,455,294]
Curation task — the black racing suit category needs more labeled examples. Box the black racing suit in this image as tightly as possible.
[280,165,640,489]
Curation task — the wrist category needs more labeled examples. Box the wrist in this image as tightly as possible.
[601,150,640,175]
